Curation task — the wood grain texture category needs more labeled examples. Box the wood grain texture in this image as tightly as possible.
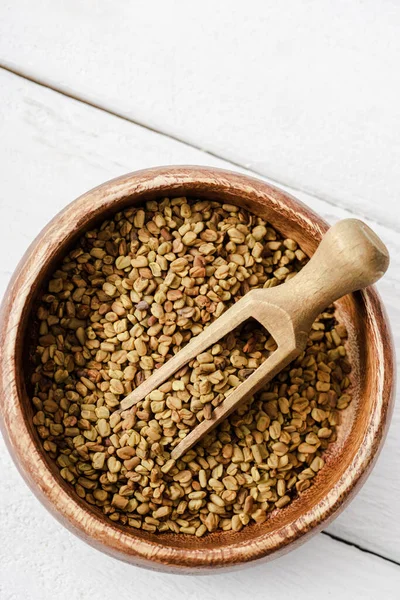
[0,165,395,572]
[1,1,400,229]
[0,458,398,600]
[0,68,399,572]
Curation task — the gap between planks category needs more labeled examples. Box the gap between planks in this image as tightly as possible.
[1,61,398,237]
[322,532,400,568]
[1,61,399,569]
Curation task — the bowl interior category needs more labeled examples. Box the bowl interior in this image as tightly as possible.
[8,167,392,569]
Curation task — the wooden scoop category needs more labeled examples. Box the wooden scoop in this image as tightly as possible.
[119,219,389,460]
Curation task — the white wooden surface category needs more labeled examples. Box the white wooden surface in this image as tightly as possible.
[1,0,400,230]
[0,3,400,597]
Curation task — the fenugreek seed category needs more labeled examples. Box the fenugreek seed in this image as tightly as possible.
[208,502,225,515]
[134,339,147,356]
[133,209,145,228]
[195,524,207,537]
[231,515,243,531]
[128,518,142,528]
[92,452,106,469]
[256,414,270,432]
[97,419,111,438]
[277,479,286,497]
[306,432,319,446]
[318,427,332,439]
[223,476,239,491]
[197,352,213,364]
[124,456,140,470]
[312,408,326,422]
[65,427,80,437]
[298,443,317,454]
[275,495,291,509]
[188,499,203,512]
[203,404,213,420]
[243,495,254,514]
[110,379,124,395]
[137,503,150,516]
[310,456,325,472]
[131,256,148,268]
[107,456,121,473]
[182,231,197,245]
[251,509,267,524]
[170,258,188,272]
[149,390,164,401]
[116,446,135,460]
[199,469,207,488]
[173,470,192,484]
[149,262,162,277]
[210,494,225,507]
[150,400,165,414]
[227,228,245,243]
[95,406,109,419]
[296,480,311,492]
[93,489,108,502]
[112,494,129,510]
[251,444,263,464]
[109,412,121,429]
[271,442,288,456]
[252,242,264,258]
[269,421,281,440]
[180,526,196,535]
[30,196,352,536]
[153,506,171,519]
[161,459,176,474]
[116,256,132,270]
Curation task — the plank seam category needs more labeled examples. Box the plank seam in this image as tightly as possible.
[1,62,398,235]
[2,61,400,566]
[322,531,400,567]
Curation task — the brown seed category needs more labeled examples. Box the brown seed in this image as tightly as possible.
[318,427,332,439]
[153,506,171,519]
[30,196,352,537]
[112,494,129,510]
[269,421,281,440]
[256,414,270,432]
[243,495,254,514]
[275,495,291,509]
[116,446,136,460]
[173,470,192,484]
[298,443,317,454]
[271,442,288,456]
[203,404,213,420]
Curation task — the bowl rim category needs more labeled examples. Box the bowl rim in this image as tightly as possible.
[0,166,395,572]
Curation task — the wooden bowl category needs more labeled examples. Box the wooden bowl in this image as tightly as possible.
[0,166,395,573]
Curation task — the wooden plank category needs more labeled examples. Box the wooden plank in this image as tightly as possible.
[1,433,399,598]
[1,1,400,230]
[0,68,399,566]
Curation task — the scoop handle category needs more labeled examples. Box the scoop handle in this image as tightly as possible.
[283,219,389,331]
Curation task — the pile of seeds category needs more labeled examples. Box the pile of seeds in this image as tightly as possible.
[30,197,352,536]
